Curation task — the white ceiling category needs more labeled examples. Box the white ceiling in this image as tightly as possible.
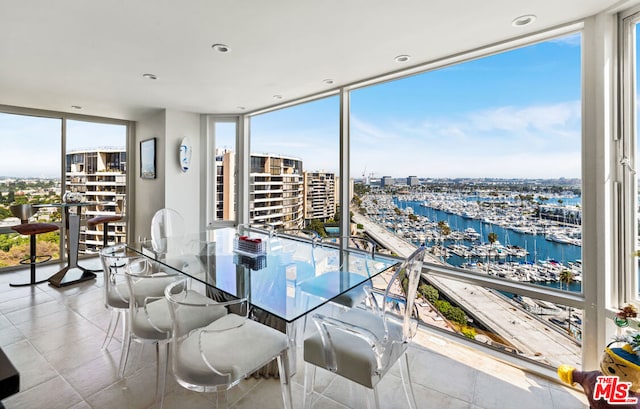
[0,0,632,121]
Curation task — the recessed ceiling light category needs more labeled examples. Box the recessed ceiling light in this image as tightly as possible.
[512,14,536,27]
[212,43,231,53]
[70,105,82,110]
[273,95,283,100]
[394,55,411,63]
[323,79,335,85]
[142,73,158,80]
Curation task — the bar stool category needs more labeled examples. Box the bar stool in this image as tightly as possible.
[9,204,59,287]
[86,215,122,272]
[87,215,123,248]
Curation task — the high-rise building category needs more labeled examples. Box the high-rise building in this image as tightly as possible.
[66,147,127,253]
[249,153,304,229]
[215,148,236,221]
[303,171,336,222]
[381,176,394,187]
[213,151,306,228]
[407,176,419,186]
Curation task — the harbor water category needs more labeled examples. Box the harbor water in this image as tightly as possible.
[394,198,583,293]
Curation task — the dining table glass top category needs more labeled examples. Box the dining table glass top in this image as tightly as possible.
[127,227,399,323]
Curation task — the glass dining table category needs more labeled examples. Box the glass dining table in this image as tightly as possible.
[127,226,399,376]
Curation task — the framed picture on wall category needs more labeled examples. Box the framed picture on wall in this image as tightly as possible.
[140,138,156,179]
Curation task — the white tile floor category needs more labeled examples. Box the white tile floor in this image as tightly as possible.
[0,263,589,409]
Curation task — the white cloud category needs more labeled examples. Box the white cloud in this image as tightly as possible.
[351,116,401,143]
[468,102,580,137]
[349,101,581,178]
[549,33,581,47]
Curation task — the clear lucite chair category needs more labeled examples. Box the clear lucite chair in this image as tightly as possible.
[302,235,378,308]
[98,244,137,357]
[273,228,320,280]
[164,279,293,409]
[121,258,184,407]
[274,228,319,241]
[150,208,185,257]
[302,245,427,409]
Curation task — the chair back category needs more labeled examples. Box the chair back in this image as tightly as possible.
[99,244,138,309]
[276,229,319,242]
[164,279,244,390]
[151,208,185,255]
[318,235,377,276]
[10,204,35,223]
[125,258,180,339]
[303,244,428,389]
[320,236,376,259]
[380,245,427,341]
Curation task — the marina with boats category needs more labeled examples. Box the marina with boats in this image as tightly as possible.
[360,192,583,291]
[353,188,586,363]
[353,209,583,367]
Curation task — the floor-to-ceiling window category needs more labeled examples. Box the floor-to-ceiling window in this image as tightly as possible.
[0,112,62,267]
[214,120,237,223]
[249,96,340,234]
[621,9,640,302]
[635,19,640,300]
[348,32,583,368]
[66,119,127,254]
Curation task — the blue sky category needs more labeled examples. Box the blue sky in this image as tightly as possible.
[251,33,582,179]
[0,115,126,178]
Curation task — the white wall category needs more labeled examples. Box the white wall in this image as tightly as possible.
[164,110,201,233]
[133,108,201,239]
[134,110,166,241]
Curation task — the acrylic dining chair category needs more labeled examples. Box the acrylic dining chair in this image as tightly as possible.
[121,258,177,381]
[302,245,427,409]
[301,235,378,308]
[164,279,293,409]
[298,235,379,337]
[98,244,137,354]
[150,208,185,257]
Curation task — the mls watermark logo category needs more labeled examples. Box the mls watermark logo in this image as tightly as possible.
[594,375,639,404]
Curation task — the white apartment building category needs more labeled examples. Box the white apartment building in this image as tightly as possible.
[216,152,335,227]
[303,171,336,222]
[66,147,127,253]
[249,153,304,230]
[214,148,236,221]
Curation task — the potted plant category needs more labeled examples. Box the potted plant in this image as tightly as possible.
[616,304,638,328]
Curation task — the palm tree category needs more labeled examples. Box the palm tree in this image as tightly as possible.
[559,269,574,291]
[487,232,498,273]
[437,220,451,239]
[559,269,575,336]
